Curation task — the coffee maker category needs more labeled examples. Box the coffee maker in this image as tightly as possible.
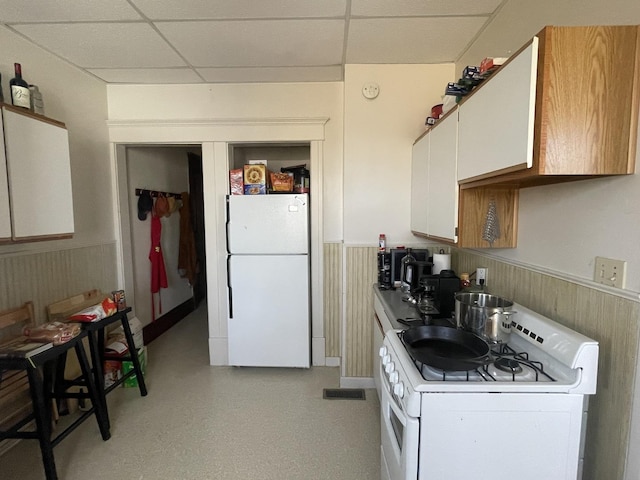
[419,269,461,319]
[403,260,433,296]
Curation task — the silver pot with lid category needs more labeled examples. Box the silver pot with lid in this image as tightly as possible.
[454,292,516,344]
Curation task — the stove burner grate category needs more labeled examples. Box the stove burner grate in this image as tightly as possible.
[403,334,557,382]
[494,357,523,374]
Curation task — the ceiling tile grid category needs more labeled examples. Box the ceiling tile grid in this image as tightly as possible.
[0,0,505,84]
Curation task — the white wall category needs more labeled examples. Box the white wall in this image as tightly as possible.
[343,64,455,246]
[456,0,640,294]
[0,26,113,250]
[125,147,193,327]
[107,82,344,241]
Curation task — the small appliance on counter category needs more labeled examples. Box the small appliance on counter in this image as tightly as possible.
[377,251,392,289]
[401,259,433,305]
[389,248,429,288]
[419,269,461,319]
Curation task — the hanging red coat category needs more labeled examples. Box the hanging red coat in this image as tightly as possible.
[149,214,168,321]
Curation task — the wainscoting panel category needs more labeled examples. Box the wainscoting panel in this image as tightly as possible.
[0,242,118,456]
[0,243,118,327]
[345,246,377,377]
[453,249,640,480]
[323,242,342,358]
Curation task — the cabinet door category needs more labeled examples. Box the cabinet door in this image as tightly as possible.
[427,112,458,242]
[0,111,11,240]
[457,38,539,182]
[3,108,74,239]
[410,133,429,234]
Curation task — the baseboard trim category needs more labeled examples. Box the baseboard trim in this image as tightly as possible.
[143,298,195,344]
[325,357,341,367]
[340,376,376,389]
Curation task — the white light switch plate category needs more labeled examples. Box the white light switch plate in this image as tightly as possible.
[594,256,626,288]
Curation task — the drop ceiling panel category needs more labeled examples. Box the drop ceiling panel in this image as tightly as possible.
[198,66,343,83]
[351,0,503,17]
[88,68,203,84]
[0,0,141,23]
[13,23,186,68]
[133,0,348,20]
[347,17,488,63]
[157,20,345,67]
[1,2,503,84]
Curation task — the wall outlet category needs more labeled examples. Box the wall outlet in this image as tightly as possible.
[476,267,487,286]
[594,256,626,288]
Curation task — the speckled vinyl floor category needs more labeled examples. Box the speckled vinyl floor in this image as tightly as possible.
[0,304,380,480]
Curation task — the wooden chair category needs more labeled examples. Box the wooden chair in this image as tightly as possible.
[47,288,104,322]
[0,302,35,456]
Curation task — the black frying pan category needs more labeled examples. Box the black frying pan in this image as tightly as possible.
[401,325,491,371]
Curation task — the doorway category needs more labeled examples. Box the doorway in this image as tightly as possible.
[116,145,206,338]
[109,118,327,366]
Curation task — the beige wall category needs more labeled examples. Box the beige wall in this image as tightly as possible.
[0,26,113,249]
[343,63,455,246]
[0,26,116,319]
[107,82,345,242]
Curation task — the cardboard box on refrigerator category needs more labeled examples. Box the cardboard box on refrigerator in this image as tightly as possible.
[243,164,267,195]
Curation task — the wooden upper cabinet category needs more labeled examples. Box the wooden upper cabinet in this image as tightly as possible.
[458,25,640,188]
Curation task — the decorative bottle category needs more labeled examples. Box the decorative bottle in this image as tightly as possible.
[10,63,30,109]
[378,234,386,252]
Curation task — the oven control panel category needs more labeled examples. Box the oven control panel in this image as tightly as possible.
[380,340,421,417]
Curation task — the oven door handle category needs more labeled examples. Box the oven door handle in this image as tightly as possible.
[380,372,407,463]
[383,379,408,427]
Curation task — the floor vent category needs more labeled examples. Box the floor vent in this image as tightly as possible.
[323,388,366,400]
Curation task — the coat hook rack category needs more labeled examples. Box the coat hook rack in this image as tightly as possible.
[135,188,182,200]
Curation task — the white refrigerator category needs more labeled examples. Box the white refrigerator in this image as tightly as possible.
[226,194,310,368]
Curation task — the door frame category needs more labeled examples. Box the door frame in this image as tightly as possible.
[108,117,328,366]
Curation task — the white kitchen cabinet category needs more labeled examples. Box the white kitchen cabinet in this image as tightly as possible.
[1,104,74,241]
[410,131,429,235]
[427,111,458,242]
[411,110,459,243]
[457,38,538,182]
[0,114,11,241]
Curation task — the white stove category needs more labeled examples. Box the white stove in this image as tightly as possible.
[379,303,598,480]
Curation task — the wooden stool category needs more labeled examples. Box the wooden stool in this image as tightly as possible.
[79,308,148,428]
[47,292,148,429]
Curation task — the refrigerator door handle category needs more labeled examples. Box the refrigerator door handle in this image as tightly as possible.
[227,255,233,319]
[225,195,231,254]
